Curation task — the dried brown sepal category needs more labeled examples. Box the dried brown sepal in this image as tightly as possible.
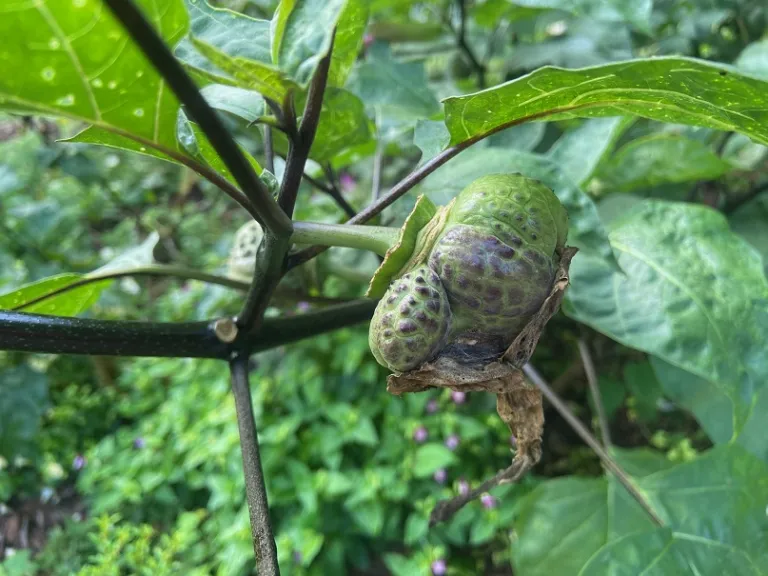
[385,246,577,526]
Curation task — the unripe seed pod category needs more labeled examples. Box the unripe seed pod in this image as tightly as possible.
[368,265,452,372]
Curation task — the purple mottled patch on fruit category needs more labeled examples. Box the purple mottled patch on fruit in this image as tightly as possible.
[368,264,452,372]
[429,224,554,338]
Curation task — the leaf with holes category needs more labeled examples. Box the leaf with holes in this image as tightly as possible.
[443,57,768,148]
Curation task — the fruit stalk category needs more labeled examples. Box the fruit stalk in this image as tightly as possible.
[290,221,399,257]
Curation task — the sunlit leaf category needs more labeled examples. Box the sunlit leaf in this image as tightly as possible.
[0,274,107,317]
[443,58,768,148]
[0,0,187,158]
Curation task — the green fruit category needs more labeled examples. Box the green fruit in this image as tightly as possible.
[429,174,568,340]
[368,265,452,373]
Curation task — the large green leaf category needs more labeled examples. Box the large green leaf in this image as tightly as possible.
[443,57,768,148]
[347,43,440,128]
[593,134,734,192]
[729,191,768,276]
[190,38,297,103]
[327,0,369,87]
[272,0,348,86]
[563,201,768,434]
[177,0,272,83]
[579,528,761,576]
[513,446,768,576]
[298,88,372,162]
[652,357,768,465]
[0,0,186,158]
[418,147,614,264]
[547,117,631,186]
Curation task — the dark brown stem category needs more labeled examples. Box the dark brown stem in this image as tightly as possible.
[229,355,280,576]
[577,338,612,447]
[523,364,664,526]
[103,0,291,237]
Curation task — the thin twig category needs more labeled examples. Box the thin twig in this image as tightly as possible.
[303,172,356,217]
[455,0,486,88]
[577,338,612,447]
[429,454,534,526]
[229,355,280,576]
[264,126,275,174]
[523,364,664,526]
[103,0,291,237]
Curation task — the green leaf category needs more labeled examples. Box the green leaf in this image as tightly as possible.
[414,120,450,164]
[418,147,615,264]
[513,445,768,576]
[177,112,263,184]
[443,57,768,148]
[177,0,272,82]
[190,38,297,103]
[0,0,187,158]
[298,88,372,162]
[200,84,265,124]
[735,39,768,79]
[0,366,48,461]
[729,191,768,276]
[0,274,108,317]
[580,527,761,576]
[593,134,734,192]
[404,513,428,545]
[383,554,421,576]
[347,43,440,128]
[652,357,768,464]
[563,201,768,435]
[272,0,347,86]
[327,0,369,87]
[412,444,459,478]
[547,118,631,186]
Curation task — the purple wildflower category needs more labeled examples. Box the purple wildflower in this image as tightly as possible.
[433,468,447,484]
[133,437,146,449]
[451,391,466,405]
[431,559,447,576]
[480,493,497,509]
[413,426,428,443]
[426,399,439,414]
[72,455,86,471]
[339,172,356,191]
[297,301,311,313]
[445,434,460,451]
